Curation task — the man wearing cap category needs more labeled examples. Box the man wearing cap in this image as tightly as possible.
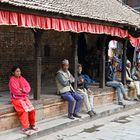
[106,57,131,107]
[132,59,140,96]
[126,60,139,101]
[56,59,83,119]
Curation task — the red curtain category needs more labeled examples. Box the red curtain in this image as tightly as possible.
[0,10,140,47]
[0,10,9,25]
[128,34,140,47]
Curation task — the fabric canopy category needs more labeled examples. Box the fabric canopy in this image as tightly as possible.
[0,10,140,47]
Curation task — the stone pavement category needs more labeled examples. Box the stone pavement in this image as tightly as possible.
[36,107,140,140]
[0,101,139,140]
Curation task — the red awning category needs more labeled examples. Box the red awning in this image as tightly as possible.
[0,10,140,47]
[128,34,140,47]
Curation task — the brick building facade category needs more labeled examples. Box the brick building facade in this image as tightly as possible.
[0,26,74,92]
[0,0,139,99]
[0,26,34,91]
[123,0,140,11]
[0,26,102,94]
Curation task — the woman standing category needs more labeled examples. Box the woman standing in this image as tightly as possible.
[9,66,37,136]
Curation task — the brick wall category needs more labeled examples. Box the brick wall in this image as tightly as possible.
[0,26,102,93]
[41,30,73,93]
[0,27,74,92]
[0,26,34,91]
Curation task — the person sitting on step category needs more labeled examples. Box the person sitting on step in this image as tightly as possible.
[77,64,97,118]
[56,59,83,119]
[132,59,140,97]
[126,60,139,101]
[105,57,131,107]
[9,66,38,136]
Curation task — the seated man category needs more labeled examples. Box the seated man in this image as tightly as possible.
[132,59,140,96]
[106,57,130,107]
[77,64,96,118]
[56,59,83,119]
[126,60,139,101]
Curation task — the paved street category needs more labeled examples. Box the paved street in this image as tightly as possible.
[36,109,140,140]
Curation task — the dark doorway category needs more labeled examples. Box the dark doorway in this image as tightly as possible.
[127,41,135,63]
[77,33,90,76]
[77,33,101,81]
[78,33,87,65]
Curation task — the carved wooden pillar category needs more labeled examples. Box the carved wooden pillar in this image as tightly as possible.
[33,30,43,100]
[99,35,107,88]
[122,38,128,85]
[71,33,79,90]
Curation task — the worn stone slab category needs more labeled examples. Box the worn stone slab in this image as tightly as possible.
[0,101,139,140]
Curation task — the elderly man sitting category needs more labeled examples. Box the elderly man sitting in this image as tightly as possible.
[126,60,139,101]
[56,59,83,119]
[132,59,140,96]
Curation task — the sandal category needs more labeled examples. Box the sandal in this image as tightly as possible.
[22,128,32,136]
[30,125,38,131]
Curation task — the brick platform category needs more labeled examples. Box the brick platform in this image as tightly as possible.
[0,85,115,131]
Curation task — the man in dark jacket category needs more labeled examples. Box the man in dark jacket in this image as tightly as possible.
[106,58,130,107]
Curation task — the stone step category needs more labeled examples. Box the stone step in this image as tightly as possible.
[0,101,139,140]
[0,87,115,131]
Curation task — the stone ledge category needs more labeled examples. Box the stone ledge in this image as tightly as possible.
[0,86,115,131]
[0,101,139,140]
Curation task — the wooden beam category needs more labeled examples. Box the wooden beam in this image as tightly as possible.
[33,29,43,100]
[71,33,79,90]
[99,35,107,88]
[121,38,128,85]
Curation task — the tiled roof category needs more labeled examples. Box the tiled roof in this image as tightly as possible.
[1,0,140,28]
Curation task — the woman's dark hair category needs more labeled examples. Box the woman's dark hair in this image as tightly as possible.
[11,66,21,75]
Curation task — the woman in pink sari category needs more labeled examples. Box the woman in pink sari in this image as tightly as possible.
[9,66,37,136]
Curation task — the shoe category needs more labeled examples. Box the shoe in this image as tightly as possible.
[21,128,32,136]
[73,113,82,118]
[118,102,126,108]
[92,110,97,115]
[87,111,94,118]
[124,97,131,101]
[124,94,131,101]
[30,125,38,131]
[134,98,140,101]
[137,95,140,99]
[68,114,75,120]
